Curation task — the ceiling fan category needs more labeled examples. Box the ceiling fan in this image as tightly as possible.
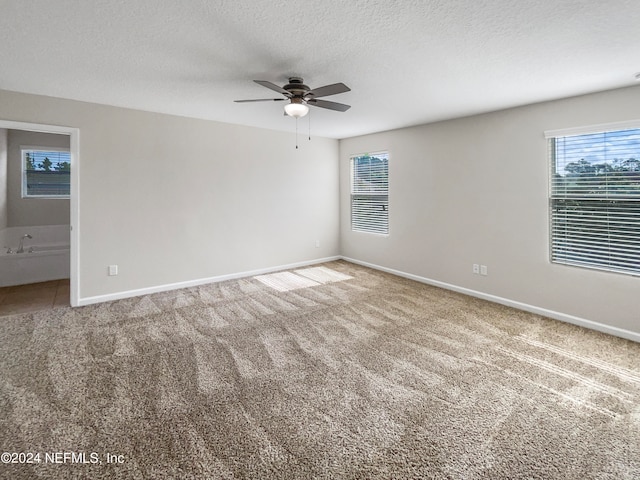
[234,77,351,118]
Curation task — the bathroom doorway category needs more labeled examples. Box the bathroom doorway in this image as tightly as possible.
[0,120,79,310]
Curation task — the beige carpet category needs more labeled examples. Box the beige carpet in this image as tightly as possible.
[0,260,638,479]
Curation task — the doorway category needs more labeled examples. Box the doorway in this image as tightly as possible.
[0,120,79,308]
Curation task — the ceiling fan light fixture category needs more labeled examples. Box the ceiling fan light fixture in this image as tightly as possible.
[284,100,309,118]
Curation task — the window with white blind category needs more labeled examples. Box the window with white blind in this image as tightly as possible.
[546,123,640,276]
[22,147,71,198]
[350,152,389,234]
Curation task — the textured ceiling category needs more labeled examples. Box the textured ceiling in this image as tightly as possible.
[1,0,639,139]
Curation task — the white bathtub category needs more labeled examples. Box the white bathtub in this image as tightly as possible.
[0,225,70,287]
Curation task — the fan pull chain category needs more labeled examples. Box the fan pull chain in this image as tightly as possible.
[295,116,299,149]
[308,108,311,141]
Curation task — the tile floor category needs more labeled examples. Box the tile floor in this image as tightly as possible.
[0,279,69,316]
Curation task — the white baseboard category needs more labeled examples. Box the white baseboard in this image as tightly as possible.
[77,256,341,306]
[341,256,640,344]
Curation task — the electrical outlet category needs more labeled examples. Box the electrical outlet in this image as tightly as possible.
[315,240,320,248]
[480,265,488,276]
[108,265,118,276]
[473,264,480,274]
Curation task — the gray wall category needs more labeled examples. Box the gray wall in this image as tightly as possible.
[0,89,340,301]
[340,85,640,336]
[0,128,6,230]
[6,129,70,227]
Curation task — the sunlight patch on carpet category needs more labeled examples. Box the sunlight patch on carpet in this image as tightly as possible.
[254,271,321,292]
[255,267,352,292]
[498,347,634,402]
[518,335,640,385]
[294,266,353,284]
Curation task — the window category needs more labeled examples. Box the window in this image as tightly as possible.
[350,152,389,234]
[547,124,640,276]
[22,147,71,198]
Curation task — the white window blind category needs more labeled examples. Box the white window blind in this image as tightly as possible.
[548,127,640,275]
[350,152,389,234]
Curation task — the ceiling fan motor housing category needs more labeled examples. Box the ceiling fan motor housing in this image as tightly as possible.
[284,77,311,98]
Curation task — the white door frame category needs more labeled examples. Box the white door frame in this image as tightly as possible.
[0,120,80,307]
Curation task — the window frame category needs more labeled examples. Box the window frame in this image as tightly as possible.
[350,151,389,235]
[545,121,640,277]
[21,145,71,199]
